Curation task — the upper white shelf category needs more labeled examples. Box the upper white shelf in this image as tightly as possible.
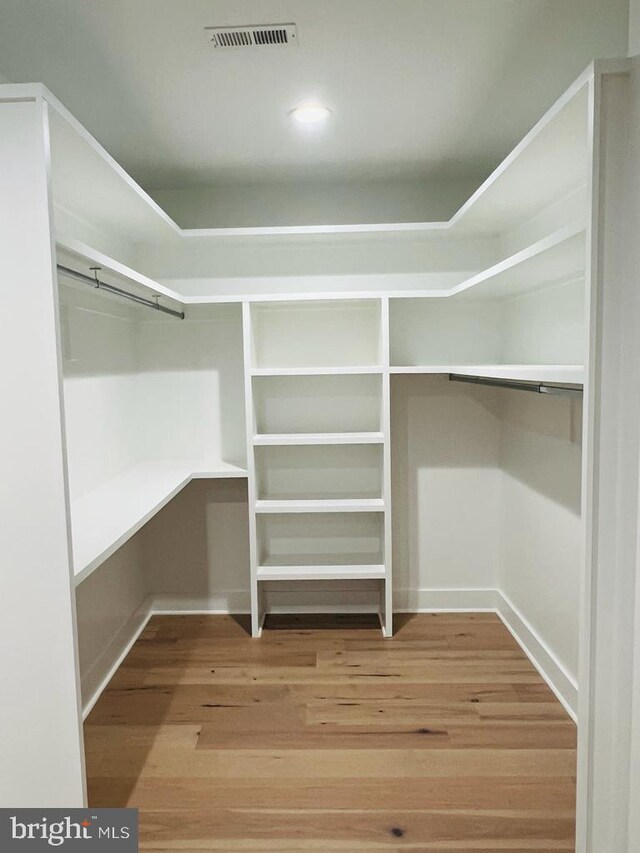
[71,460,247,584]
[34,66,591,238]
[450,224,585,300]
[56,223,584,311]
[47,93,178,243]
[251,366,383,377]
[56,236,185,312]
[449,78,589,233]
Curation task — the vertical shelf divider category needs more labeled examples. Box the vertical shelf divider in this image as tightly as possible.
[381,297,393,637]
[242,302,262,637]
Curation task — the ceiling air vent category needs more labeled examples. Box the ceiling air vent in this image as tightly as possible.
[204,23,298,49]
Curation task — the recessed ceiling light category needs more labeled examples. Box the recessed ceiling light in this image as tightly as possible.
[290,104,331,124]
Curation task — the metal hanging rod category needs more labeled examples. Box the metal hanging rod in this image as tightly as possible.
[449,373,583,398]
[56,264,185,320]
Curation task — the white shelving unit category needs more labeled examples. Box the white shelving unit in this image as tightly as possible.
[243,299,392,636]
[40,67,590,643]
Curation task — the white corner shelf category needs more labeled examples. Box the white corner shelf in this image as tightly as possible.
[71,460,247,585]
[251,366,383,377]
[257,564,386,581]
[450,224,585,300]
[254,498,385,514]
[190,461,249,479]
[389,364,584,384]
[447,364,584,384]
[253,432,384,446]
[56,235,184,307]
[449,76,589,233]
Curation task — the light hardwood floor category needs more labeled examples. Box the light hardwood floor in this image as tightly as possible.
[85,612,577,851]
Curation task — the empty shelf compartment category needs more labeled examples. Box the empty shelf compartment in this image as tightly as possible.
[255,443,383,502]
[250,299,382,369]
[253,373,383,435]
[257,512,385,573]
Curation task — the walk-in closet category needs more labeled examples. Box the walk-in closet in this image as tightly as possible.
[3,3,640,851]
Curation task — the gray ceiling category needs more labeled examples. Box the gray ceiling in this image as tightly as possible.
[0,0,629,194]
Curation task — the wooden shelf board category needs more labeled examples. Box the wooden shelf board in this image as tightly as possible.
[72,461,247,585]
[253,432,384,446]
[254,498,385,514]
[257,565,386,581]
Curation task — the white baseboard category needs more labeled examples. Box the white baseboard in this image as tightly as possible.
[82,588,578,724]
[495,590,578,721]
[395,587,500,612]
[152,591,250,613]
[81,596,153,720]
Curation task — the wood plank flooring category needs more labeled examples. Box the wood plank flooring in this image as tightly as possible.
[84,612,577,851]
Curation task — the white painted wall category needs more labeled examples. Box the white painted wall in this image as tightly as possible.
[630,0,640,55]
[152,178,480,229]
[499,391,582,685]
[61,294,247,504]
[75,536,149,709]
[60,283,142,500]
[142,479,250,611]
[390,299,502,365]
[579,64,640,853]
[137,305,246,468]
[0,98,85,806]
[501,278,585,364]
[391,375,503,607]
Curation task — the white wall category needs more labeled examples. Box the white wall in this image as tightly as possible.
[391,375,503,606]
[499,391,582,686]
[390,375,581,712]
[60,282,142,500]
[137,305,246,468]
[0,97,85,806]
[141,478,250,611]
[152,177,479,230]
[630,0,640,55]
[61,293,247,502]
[75,536,149,709]
[501,278,585,364]
[390,299,502,365]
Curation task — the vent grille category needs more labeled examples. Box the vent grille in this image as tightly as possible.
[205,23,297,49]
